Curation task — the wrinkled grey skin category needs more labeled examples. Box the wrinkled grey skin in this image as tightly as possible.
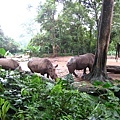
[0,58,22,71]
[66,53,95,77]
[28,58,58,80]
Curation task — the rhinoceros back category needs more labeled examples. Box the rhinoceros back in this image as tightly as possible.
[0,58,20,70]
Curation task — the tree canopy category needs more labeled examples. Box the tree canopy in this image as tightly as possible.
[27,0,120,57]
[0,26,20,53]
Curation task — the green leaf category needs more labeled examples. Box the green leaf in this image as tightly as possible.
[93,81,103,86]
[102,82,112,88]
[0,48,6,56]
[2,101,10,113]
[0,98,10,120]
[21,88,28,96]
[0,98,5,106]
[50,82,62,95]
[30,75,41,86]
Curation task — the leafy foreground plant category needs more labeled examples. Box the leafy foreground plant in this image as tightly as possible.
[0,69,120,120]
[0,98,10,120]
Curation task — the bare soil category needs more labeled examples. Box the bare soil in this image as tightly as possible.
[19,56,120,81]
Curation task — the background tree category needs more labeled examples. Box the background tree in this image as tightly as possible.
[36,0,59,57]
[109,0,120,52]
[28,0,119,57]
[0,26,20,53]
[32,0,101,56]
[85,0,114,82]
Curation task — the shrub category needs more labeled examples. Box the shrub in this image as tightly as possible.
[0,69,120,120]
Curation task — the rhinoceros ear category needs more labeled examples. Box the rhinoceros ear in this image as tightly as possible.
[55,64,58,68]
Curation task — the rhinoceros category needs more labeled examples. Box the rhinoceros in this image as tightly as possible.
[66,53,95,77]
[27,58,58,80]
[0,58,22,71]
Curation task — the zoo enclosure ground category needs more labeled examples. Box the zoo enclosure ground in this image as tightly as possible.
[19,55,120,81]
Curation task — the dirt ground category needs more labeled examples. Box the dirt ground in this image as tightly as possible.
[19,56,120,81]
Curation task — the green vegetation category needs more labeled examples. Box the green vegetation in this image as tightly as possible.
[0,1,120,119]
[26,0,120,57]
[0,69,120,120]
[0,1,120,57]
[0,1,119,118]
[0,48,6,57]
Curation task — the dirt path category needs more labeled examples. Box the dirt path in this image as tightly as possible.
[19,56,120,81]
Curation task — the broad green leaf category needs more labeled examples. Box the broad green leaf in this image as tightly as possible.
[2,101,10,114]
[0,48,6,56]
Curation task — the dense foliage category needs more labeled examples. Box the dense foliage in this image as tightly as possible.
[0,69,120,120]
[27,0,120,57]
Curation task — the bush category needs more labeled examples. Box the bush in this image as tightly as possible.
[0,69,120,120]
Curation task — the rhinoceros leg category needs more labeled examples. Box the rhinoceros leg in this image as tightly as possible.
[83,68,86,75]
[81,68,87,79]
[47,73,49,78]
[88,65,92,73]
[41,73,44,76]
[73,71,78,77]
[30,70,34,73]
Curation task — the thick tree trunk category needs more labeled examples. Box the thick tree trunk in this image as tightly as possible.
[84,0,114,82]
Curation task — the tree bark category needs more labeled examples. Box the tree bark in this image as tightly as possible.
[76,84,120,99]
[84,0,114,82]
[52,45,57,57]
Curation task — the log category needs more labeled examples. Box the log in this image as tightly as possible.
[106,65,120,74]
[72,82,120,99]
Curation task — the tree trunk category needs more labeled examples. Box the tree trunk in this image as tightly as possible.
[50,0,57,57]
[52,45,57,57]
[84,0,114,82]
[115,43,120,62]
